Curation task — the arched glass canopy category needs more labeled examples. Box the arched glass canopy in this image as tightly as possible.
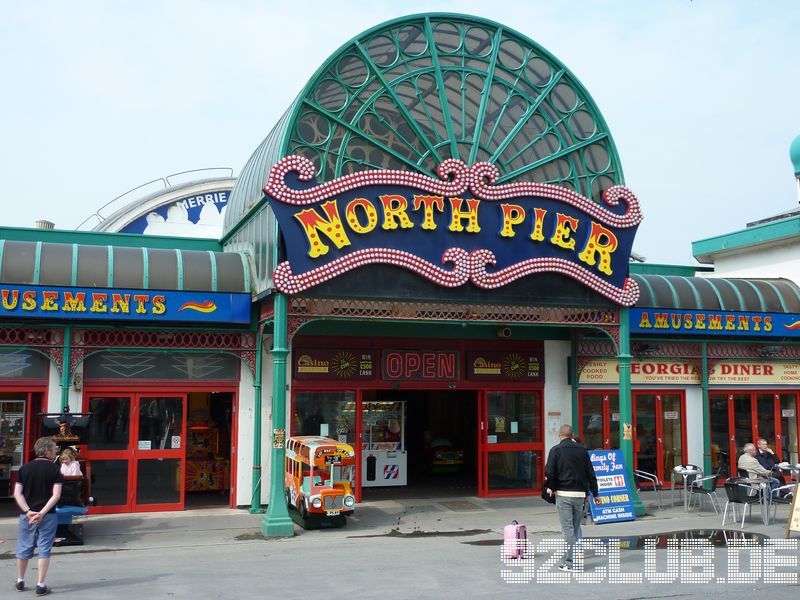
[223,13,624,240]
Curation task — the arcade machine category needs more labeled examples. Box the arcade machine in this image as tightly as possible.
[362,401,407,487]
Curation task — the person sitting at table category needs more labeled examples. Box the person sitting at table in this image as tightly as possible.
[738,443,780,493]
[756,438,787,484]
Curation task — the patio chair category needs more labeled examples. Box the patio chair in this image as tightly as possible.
[688,474,721,514]
[634,469,663,509]
[768,483,796,523]
[722,478,763,528]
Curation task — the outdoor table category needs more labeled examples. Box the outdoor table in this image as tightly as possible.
[671,467,702,510]
[778,463,800,483]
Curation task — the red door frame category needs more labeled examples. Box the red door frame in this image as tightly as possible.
[578,389,688,485]
[0,383,48,495]
[290,334,547,500]
[577,391,617,449]
[477,388,545,497]
[83,382,238,513]
[713,390,798,477]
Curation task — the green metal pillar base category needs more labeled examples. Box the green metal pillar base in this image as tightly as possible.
[261,509,294,537]
[631,489,646,517]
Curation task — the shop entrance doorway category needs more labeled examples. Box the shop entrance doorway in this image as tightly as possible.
[360,390,477,499]
[710,391,799,478]
[83,388,236,513]
[579,391,686,485]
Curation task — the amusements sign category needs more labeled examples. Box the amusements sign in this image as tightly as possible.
[588,449,637,524]
[264,156,642,305]
[631,308,800,339]
[0,284,250,324]
[466,350,543,381]
[294,350,375,380]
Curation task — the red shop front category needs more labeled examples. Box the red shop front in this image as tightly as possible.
[290,336,545,500]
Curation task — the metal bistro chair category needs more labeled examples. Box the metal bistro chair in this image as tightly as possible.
[768,483,797,523]
[634,469,663,509]
[688,472,722,514]
[722,478,763,528]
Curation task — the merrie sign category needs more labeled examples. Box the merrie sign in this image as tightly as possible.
[264,156,643,305]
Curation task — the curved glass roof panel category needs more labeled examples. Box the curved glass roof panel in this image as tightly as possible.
[223,13,624,238]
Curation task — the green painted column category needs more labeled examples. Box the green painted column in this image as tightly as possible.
[570,335,579,431]
[261,293,295,537]
[60,326,71,411]
[249,323,265,514]
[617,308,645,516]
[701,342,712,476]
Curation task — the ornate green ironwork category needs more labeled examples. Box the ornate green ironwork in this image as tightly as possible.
[223,13,625,240]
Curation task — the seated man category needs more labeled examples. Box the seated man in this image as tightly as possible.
[756,438,787,486]
[738,443,780,492]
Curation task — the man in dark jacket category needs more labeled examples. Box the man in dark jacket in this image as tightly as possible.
[544,424,600,572]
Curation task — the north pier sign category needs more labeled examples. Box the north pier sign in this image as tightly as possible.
[264,156,642,305]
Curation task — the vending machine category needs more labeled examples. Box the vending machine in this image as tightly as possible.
[0,399,25,497]
[362,401,407,487]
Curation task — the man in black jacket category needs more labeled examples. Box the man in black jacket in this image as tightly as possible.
[544,424,600,572]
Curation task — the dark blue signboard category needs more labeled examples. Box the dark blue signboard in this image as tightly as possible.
[119,190,229,234]
[630,308,800,338]
[263,156,643,305]
[0,285,250,324]
[588,449,637,524]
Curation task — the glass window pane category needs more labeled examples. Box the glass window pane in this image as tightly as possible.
[88,459,128,506]
[756,394,777,447]
[293,391,356,445]
[487,392,541,444]
[0,349,48,380]
[709,394,731,476]
[136,459,181,504]
[581,393,604,450]
[609,395,620,449]
[0,398,25,475]
[88,397,130,451]
[84,352,239,380]
[780,394,798,464]
[138,397,184,450]
[732,393,752,460]
[487,450,539,491]
[661,394,683,473]
[634,394,657,475]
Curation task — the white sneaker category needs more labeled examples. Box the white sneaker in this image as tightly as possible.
[558,563,573,573]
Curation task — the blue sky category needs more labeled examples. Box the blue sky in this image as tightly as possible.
[2,1,799,264]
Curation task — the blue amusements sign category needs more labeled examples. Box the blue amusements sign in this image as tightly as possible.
[588,449,637,524]
[631,308,800,338]
[0,284,251,324]
[264,156,644,305]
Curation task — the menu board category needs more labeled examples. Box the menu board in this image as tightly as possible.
[787,485,800,538]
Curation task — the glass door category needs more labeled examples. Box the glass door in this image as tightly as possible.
[85,393,187,513]
[133,396,186,511]
[709,392,800,478]
[479,391,543,497]
[578,392,619,450]
[633,392,685,485]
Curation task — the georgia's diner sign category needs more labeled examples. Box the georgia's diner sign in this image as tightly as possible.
[264,156,643,305]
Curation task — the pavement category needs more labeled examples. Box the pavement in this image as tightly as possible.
[1,491,798,598]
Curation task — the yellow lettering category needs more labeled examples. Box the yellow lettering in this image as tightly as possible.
[152,295,166,315]
[550,213,579,250]
[412,195,444,230]
[448,198,481,233]
[62,292,86,312]
[293,200,352,259]
[577,222,618,275]
[499,204,525,238]
[379,194,414,230]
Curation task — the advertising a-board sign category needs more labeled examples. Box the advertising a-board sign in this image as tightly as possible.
[588,449,637,524]
[264,156,642,305]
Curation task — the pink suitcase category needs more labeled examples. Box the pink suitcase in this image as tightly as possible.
[503,520,527,559]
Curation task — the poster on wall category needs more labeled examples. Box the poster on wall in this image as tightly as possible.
[587,449,637,524]
[294,349,375,380]
[466,350,544,381]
